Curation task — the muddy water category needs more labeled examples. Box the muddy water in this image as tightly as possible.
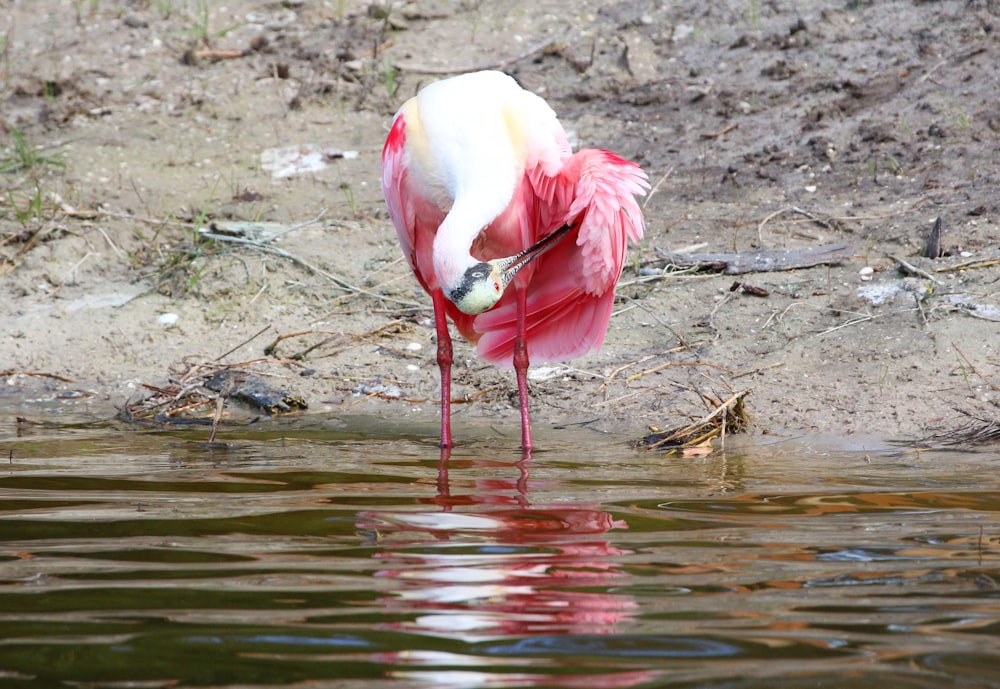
[1,412,999,688]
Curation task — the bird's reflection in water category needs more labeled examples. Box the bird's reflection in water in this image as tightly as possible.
[361,449,654,688]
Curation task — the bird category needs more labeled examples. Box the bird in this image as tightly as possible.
[381,70,648,452]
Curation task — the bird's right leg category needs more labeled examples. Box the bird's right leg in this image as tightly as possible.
[431,289,454,449]
[512,286,533,453]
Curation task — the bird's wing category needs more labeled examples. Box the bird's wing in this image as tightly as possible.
[470,149,648,366]
[381,114,417,272]
[567,150,649,295]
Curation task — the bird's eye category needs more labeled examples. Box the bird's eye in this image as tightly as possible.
[494,281,501,292]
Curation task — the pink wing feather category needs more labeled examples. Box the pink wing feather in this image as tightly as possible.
[475,149,648,367]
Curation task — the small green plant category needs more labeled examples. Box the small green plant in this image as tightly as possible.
[0,129,65,174]
[186,260,208,290]
[954,351,973,391]
[191,175,222,229]
[340,180,357,217]
[885,153,903,176]
[73,0,100,25]
[382,58,397,99]
[5,184,44,223]
[877,364,890,397]
[0,130,64,224]
[939,93,972,130]
[746,0,762,31]
[0,31,10,97]
[179,0,242,46]
[155,0,175,19]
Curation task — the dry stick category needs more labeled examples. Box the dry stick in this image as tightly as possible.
[705,290,737,338]
[599,358,650,392]
[357,255,405,280]
[335,382,502,409]
[610,302,638,319]
[789,206,842,231]
[816,312,879,336]
[199,231,353,290]
[762,299,868,333]
[891,254,941,284]
[757,206,837,245]
[730,361,784,380]
[163,397,216,417]
[292,334,350,361]
[192,49,247,60]
[355,337,422,359]
[264,329,330,356]
[599,341,696,391]
[552,363,603,380]
[917,46,987,84]
[208,395,225,443]
[57,208,190,227]
[934,254,1000,273]
[95,226,125,259]
[755,200,934,245]
[214,358,300,376]
[627,359,734,383]
[647,390,748,450]
[756,206,792,245]
[199,230,422,308]
[656,243,851,275]
[952,341,1000,392]
[394,34,564,74]
[262,209,328,241]
[619,294,692,347]
[245,282,268,310]
[0,370,74,383]
[265,321,407,360]
[700,122,739,140]
[914,289,930,326]
[642,166,674,210]
[326,271,410,311]
[214,324,273,362]
[616,266,705,288]
[594,387,657,408]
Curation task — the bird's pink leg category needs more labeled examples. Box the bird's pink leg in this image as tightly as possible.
[431,290,455,449]
[513,286,533,452]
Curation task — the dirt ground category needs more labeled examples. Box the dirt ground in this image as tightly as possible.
[2,0,999,447]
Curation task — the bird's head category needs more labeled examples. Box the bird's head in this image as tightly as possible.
[446,261,506,315]
[443,224,574,315]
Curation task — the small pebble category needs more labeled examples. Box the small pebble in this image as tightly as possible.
[158,313,179,327]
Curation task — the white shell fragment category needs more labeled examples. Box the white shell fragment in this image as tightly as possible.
[261,144,326,178]
[158,313,179,328]
[260,144,359,178]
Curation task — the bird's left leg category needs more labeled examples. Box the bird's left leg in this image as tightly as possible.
[513,285,533,452]
[431,289,454,449]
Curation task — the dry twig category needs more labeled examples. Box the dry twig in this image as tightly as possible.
[641,390,750,453]
[394,34,564,74]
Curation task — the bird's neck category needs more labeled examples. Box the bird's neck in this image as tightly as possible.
[432,203,491,292]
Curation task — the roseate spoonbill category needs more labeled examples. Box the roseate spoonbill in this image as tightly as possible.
[381,70,647,451]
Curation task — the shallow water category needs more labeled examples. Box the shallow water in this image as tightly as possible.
[1,411,999,688]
